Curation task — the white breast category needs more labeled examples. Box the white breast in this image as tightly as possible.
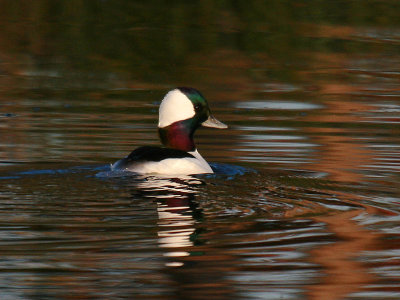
[121,150,213,175]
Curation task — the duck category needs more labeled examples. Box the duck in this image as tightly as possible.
[111,87,228,175]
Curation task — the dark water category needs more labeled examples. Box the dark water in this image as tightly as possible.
[1,1,400,299]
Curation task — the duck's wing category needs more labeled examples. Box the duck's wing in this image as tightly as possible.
[111,146,195,171]
[126,146,194,161]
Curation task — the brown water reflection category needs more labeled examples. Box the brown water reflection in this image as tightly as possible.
[304,100,374,183]
[309,210,377,300]
[1,1,400,299]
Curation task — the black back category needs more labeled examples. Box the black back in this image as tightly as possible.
[126,146,194,162]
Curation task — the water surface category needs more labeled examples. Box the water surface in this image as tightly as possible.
[1,2,400,299]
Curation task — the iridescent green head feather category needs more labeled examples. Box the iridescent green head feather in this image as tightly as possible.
[158,87,227,151]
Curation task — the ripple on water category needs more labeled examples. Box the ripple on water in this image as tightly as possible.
[0,159,398,299]
[235,100,323,111]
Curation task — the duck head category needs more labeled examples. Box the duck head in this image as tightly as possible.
[158,87,227,152]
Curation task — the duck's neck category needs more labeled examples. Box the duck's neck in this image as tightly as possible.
[158,120,196,152]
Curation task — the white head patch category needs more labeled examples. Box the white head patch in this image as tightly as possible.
[158,89,195,128]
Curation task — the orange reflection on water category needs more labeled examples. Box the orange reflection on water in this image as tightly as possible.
[304,98,375,183]
[299,69,382,297]
[307,206,380,300]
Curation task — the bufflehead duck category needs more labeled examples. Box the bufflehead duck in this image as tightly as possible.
[111,87,227,175]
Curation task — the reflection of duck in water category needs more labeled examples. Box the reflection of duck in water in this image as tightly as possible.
[129,175,204,266]
[112,87,227,175]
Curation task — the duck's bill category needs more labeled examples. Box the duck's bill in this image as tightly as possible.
[202,115,228,129]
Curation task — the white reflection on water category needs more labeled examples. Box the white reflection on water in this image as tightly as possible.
[235,100,323,110]
[240,134,306,141]
[259,82,301,93]
[131,175,203,267]
[237,126,295,132]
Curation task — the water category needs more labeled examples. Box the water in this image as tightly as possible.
[1,1,400,299]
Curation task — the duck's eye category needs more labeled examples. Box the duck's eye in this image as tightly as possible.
[194,104,201,112]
